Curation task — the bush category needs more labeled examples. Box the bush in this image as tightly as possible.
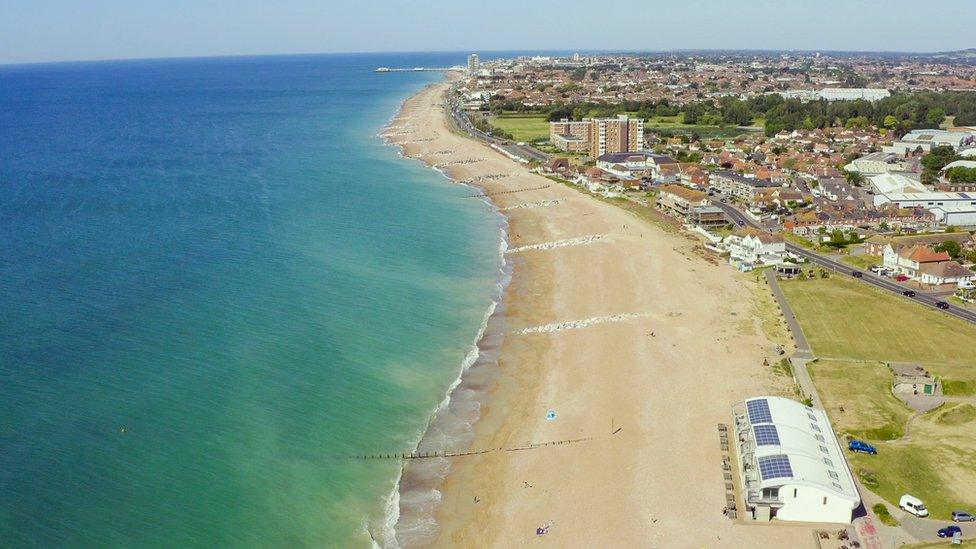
[872,503,899,526]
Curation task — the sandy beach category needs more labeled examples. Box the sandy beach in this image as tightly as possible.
[384,78,817,548]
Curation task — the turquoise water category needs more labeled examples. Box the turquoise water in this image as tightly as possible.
[0,54,503,546]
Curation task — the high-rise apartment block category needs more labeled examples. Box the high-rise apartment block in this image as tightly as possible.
[549,115,644,158]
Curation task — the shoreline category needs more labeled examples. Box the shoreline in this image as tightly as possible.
[373,78,516,547]
[380,77,817,547]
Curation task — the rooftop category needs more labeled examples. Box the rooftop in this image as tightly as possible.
[740,397,859,504]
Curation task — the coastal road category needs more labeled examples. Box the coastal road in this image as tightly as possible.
[448,98,550,164]
[711,200,976,325]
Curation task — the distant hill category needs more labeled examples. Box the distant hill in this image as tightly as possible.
[919,48,976,59]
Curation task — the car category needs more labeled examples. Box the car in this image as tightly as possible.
[937,525,962,538]
[936,301,950,310]
[903,290,916,297]
[720,198,727,203]
[869,265,883,273]
[900,494,929,517]
[952,510,975,522]
[849,440,877,454]
[896,275,911,282]
[852,271,863,278]
[737,221,745,226]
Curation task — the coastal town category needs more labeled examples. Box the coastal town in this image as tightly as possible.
[460,52,976,300]
[382,50,976,547]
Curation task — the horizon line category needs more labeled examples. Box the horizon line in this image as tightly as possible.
[2,46,973,69]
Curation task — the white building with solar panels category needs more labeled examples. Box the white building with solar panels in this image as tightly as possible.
[732,397,860,523]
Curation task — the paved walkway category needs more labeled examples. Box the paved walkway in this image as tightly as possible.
[764,271,822,409]
[764,270,812,358]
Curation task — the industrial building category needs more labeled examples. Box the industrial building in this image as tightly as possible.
[732,397,860,523]
[844,151,917,174]
[883,129,976,154]
[776,88,890,102]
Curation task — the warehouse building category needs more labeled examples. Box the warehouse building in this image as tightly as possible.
[732,397,860,523]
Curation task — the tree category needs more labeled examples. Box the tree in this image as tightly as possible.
[926,107,946,127]
[920,145,959,172]
[946,166,976,183]
[935,240,962,259]
[883,115,899,129]
[845,170,866,187]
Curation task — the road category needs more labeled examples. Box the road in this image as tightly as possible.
[447,96,550,164]
[711,200,976,325]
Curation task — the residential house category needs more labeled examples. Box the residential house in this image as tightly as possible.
[658,184,710,221]
[919,261,975,286]
[882,244,951,278]
[723,231,787,267]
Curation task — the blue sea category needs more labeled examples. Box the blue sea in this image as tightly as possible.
[0,53,506,546]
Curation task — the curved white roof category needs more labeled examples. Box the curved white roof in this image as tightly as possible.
[743,397,859,504]
[943,160,976,171]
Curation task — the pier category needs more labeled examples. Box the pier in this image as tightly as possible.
[374,66,462,73]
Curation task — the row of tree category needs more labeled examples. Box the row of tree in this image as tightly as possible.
[488,90,976,137]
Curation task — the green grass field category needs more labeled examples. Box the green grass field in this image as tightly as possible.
[781,275,976,519]
[780,276,976,376]
[808,360,912,440]
[488,114,550,142]
[488,111,763,144]
[847,402,976,520]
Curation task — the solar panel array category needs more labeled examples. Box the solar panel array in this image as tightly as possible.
[758,455,793,480]
[753,424,780,446]
[746,399,772,424]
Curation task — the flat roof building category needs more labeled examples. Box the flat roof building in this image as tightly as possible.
[884,129,976,154]
[733,397,860,523]
[869,173,926,195]
[873,190,976,209]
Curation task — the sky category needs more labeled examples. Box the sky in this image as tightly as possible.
[0,0,973,65]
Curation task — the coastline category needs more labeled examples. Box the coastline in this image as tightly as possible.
[381,77,816,547]
[374,79,515,547]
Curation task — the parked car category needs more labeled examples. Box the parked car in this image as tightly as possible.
[900,494,929,517]
[869,265,883,274]
[903,290,916,297]
[937,525,962,538]
[849,440,877,454]
[936,301,950,310]
[952,510,975,522]
[852,271,863,278]
[896,275,911,282]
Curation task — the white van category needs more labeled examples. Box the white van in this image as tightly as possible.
[900,494,929,517]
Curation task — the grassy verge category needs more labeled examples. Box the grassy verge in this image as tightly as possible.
[541,175,680,234]
[840,254,882,270]
[782,232,818,250]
